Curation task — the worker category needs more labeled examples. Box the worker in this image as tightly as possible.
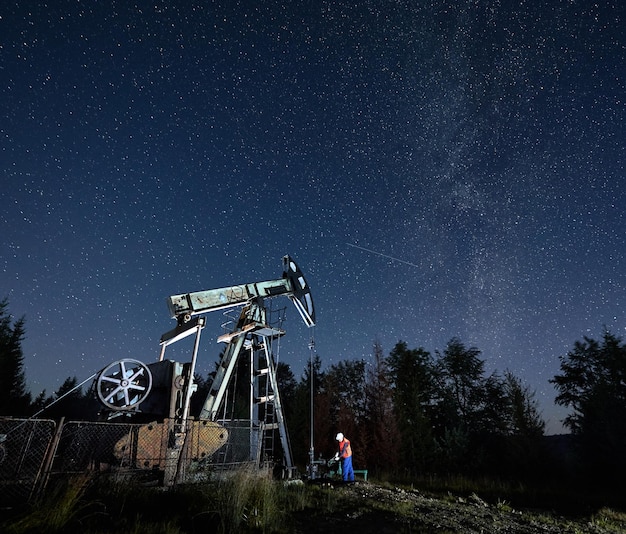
[334,432,354,482]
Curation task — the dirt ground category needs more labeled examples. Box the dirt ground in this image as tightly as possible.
[292,481,624,534]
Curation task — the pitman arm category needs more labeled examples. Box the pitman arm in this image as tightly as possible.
[166,255,315,327]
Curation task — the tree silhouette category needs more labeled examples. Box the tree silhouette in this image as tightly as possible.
[44,376,93,420]
[363,340,400,475]
[551,331,626,484]
[504,371,545,437]
[0,298,31,416]
[434,338,486,433]
[387,341,437,475]
[287,354,326,465]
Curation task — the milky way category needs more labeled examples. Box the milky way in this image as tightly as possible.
[2,2,624,433]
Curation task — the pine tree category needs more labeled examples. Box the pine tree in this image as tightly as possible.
[364,340,400,475]
[504,371,545,437]
[387,341,437,475]
[288,354,327,465]
[0,298,31,415]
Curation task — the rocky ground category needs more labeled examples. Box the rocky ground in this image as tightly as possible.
[293,481,626,534]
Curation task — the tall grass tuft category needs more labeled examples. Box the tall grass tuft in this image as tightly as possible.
[6,473,100,534]
[214,465,285,533]
[590,507,626,532]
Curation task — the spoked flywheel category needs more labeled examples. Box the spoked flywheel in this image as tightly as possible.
[96,359,152,411]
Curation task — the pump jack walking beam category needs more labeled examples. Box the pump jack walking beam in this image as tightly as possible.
[166,255,315,327]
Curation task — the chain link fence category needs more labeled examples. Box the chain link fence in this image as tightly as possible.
[0,417,257,504]
[0,418,57,505]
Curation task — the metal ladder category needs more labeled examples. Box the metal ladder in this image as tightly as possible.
[252,333,292,472]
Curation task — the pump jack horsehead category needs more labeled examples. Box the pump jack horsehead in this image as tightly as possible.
[94,256,315,484]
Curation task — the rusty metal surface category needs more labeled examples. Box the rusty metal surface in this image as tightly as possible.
[113,418,229,469]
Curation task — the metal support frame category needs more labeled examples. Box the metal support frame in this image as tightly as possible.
[159,317,205,427]
[201,302,294,471]
[157,317,205,485]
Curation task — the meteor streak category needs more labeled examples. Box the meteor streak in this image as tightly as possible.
[346,243,421,268]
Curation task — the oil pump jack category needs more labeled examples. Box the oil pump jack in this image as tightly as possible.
[93,256,315,484]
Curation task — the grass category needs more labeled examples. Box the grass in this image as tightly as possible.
[2,467,314,534]
[4,473,102,534]
[589,507,626,532]
[3,469,626,533]
[381,473,626,533]
[212,465,291,533]
[391,471,623,516]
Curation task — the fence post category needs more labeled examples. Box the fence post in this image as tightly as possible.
[32,417,65,500]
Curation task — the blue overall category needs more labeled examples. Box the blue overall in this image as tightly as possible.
[342,454,354,482]
[339,438,354,482]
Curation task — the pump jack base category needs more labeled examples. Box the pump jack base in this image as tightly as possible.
[113,419,229,470]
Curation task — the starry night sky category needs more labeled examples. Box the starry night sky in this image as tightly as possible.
[2,2,624,434]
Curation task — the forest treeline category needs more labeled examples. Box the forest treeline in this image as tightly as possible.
[2,297,626,487]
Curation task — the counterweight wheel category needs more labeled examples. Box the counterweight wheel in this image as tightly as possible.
[96,358,152,411]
